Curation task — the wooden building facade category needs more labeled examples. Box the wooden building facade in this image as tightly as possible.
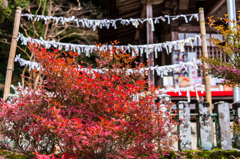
[98,0,240,103]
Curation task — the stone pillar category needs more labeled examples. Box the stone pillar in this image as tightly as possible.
[214,101,232,150]
[177,101,191,150]
[232,101,240,148]
[196,102,213,150]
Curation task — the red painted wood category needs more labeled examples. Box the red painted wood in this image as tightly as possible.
[166,91,233,97]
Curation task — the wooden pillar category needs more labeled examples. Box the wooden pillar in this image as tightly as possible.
[199,7,214,144]
[146,2,154,86]
[196,102,213,150]
[232,101,240,148]
[139,27,145,64]
[199,8,212,114]
[3,7,22,100]
[177,101,191,150]
[214,101,232,150]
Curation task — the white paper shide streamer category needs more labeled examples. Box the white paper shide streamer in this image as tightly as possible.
[159,84,205,102]
[14,55,203,101]
[14,54,201,78]
[15,54,41,70]
[16,33,201,58]
[21,13,199,31]
[132,85,205,102]
[10,82,56,99]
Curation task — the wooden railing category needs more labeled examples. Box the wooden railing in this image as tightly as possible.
[184,46,229,84]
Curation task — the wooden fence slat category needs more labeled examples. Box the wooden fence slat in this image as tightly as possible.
[177,101,191,150]
[196,102,213,150]
[220,48,222,60]
[214,101,232,150]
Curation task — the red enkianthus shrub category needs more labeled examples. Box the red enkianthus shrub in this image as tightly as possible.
[0,43,177,158]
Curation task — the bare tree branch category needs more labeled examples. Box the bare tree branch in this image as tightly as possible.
[9,0,101,95]
[20,23,30,37]
[57,32,91,41]
[44,0,52,40]
[41,0,47,16]
[0,40,30,58]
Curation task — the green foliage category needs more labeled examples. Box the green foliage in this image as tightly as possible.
[1,149,240,159]
[164,149,240,159]
[0,150,28,159]
[0,0,29,23]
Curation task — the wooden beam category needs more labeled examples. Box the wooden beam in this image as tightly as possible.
[116,0,119,11]
[151,0,164,5]
[119,10,141,18]
[133,3,146,44]
[142,0,163,4]
[146,2,155,86]
[205,0,226,17]
[172,0,178,14]
[133,0,163,44]
[175,25,213,33]
[179,0,189,10]
[119,0,140,7]
[119,3,142,14]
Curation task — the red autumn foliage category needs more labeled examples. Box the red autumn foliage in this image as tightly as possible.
[0,43,177,158]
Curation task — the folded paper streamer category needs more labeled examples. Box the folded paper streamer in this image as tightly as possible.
[158,84,205,102]
[10,82,56,98]
[16,32,201,58]
[132,84,205,102]
[15,54,201,78]
[21,13,199,31]
[14,54,41,70]
[11,82,204,102]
